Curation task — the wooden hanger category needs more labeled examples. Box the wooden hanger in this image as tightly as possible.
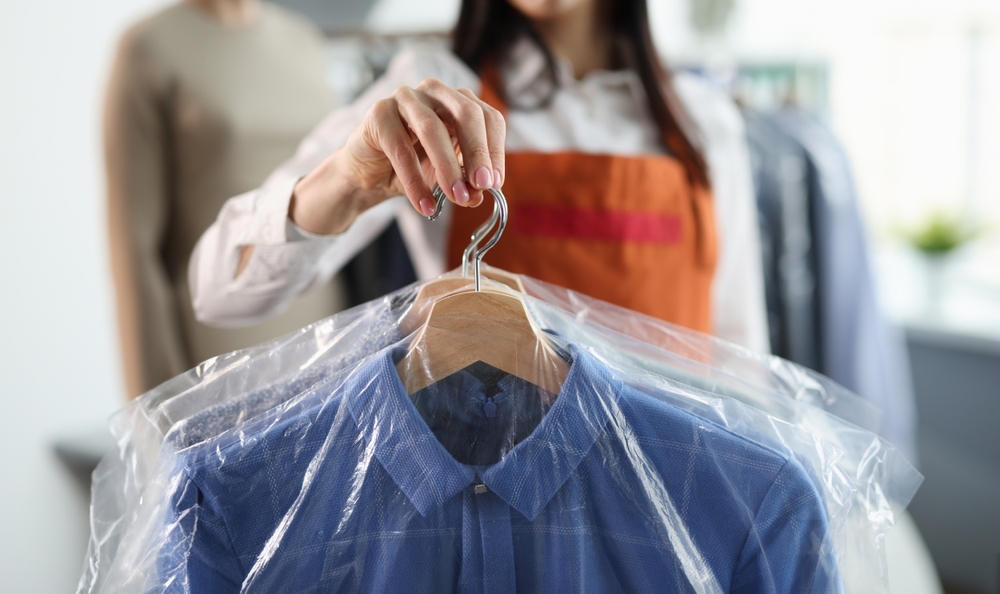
[398,199,525,333]
[395,188,569,395]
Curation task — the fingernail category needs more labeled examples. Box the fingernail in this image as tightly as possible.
[419,198,435,217]
[474,167,493,189]
[452,181,470,205]
[493,168,502,188]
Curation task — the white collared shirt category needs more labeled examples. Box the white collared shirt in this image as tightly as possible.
[188,39,769,353]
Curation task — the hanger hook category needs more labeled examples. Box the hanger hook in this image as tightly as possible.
[462,198,500,277]
[473,188,507,291]
[426,168,466,221]
[427,183,506,291]
[426,183,449,222]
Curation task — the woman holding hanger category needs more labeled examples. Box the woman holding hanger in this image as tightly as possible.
[189,0,769,353]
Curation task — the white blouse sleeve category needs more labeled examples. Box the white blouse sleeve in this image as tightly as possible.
[674,74,771,354]
[189,42,478,328]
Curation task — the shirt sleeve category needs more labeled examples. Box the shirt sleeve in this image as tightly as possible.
[674,74,771,354]
[160,472,243,593]
[188,42,477,328]
[732,458,841,594]
[104,26,190,393]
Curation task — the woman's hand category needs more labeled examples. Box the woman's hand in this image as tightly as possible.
[290,78,506,236]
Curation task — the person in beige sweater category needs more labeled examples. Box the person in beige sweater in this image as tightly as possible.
[105,0,346,398]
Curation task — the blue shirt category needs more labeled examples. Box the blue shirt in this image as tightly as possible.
[163,304,404,451]
[158,345,837,593]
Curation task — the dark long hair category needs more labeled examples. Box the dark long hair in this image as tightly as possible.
[453,0,710,188]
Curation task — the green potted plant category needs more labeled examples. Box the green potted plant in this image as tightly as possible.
[905,212,978,255]
[902,212,980,315]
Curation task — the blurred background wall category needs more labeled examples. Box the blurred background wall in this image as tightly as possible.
[1,0,998,592]
[0,2,169,592]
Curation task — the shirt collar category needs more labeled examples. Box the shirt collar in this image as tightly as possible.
[499,35,649,111]
[345,344,622,520]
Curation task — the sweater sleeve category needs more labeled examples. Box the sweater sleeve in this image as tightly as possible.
[105,25,189,394]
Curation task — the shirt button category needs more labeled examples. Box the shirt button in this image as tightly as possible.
[474,483,488,494]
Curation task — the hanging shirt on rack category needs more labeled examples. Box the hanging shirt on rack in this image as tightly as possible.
[157,345,836,593]
[742,109,819,367]
[769,110,918,466]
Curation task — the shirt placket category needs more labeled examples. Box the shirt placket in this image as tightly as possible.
[459,479,516,594]
[474,481,515,594]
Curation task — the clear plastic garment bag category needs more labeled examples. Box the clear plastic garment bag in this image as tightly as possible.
[80,189,921,594]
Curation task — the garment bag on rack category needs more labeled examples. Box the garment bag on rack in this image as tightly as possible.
[81,190,920,594]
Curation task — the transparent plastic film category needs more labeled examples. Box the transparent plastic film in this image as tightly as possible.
[80,293,415,594]
[511,265,883,434]
[80,272,920,594]
[103,331,842,592]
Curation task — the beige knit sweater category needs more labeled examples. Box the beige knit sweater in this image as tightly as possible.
[105,2,345,397]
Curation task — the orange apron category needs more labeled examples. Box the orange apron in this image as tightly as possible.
[446,69,718,332]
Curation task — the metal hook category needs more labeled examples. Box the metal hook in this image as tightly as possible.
[462,198,500,277]
[427,183,506,291]
[472,188,507,292]
[426,183,449,222]
[426,168,466,221]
